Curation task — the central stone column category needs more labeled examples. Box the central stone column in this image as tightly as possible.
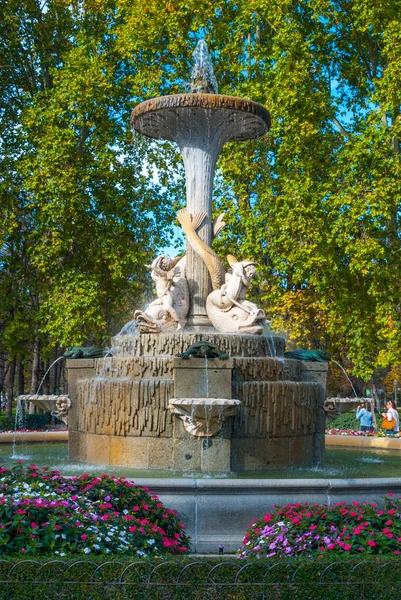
[177,115,223,327]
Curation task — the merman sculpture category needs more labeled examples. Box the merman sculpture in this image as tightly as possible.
[134,255,189,332]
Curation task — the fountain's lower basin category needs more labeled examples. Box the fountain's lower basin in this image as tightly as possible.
[1,442,400,552]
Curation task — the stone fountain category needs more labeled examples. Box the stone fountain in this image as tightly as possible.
[67,41,327,478]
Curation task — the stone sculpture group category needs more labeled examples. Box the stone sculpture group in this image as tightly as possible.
[134,207,266,335]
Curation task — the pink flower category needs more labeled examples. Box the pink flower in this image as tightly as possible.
[343,544,351,551]
[128,526,136,532]
[368,540,376,547]
[20,548,25,554]
[81,534,88,541]
[30,522,39,529]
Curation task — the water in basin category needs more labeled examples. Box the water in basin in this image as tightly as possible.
[1,442,400,479]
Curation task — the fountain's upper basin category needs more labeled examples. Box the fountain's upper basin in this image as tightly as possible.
[131,93,270,142]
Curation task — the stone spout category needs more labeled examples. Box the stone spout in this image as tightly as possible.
[169,397,240,437]
[17,394,71,425]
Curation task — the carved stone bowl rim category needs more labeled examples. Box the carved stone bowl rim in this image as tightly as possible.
[131,93,271,141]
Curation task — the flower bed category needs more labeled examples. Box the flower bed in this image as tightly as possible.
[238,495,401,559]
[0,462,189,557]
[326,428,399,437]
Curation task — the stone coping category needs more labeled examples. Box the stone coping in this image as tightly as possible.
[128,475,401,552]
[0,431,68,443]
[325,434,401,450]
[131,476,401,493]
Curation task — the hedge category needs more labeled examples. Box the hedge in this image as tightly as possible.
[0,556,399,600]
[0,413,52,431]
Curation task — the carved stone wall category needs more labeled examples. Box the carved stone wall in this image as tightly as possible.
[95,357,173,379]
[67,332,327,471]
[232,381,321,438]
[112,332,286,358]
[76,378,174,438]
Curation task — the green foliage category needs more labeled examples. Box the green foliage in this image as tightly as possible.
[327,411,361,431]
[0,413,50,432]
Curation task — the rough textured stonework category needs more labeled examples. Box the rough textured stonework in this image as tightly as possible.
[76,378,174,437]
[112,332,286,358]
[232,357,285,382]
[95,356,174,379]
[232,381,321,438]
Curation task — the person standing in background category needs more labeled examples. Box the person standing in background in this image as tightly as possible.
[356,403,374,434]
[381,400,400,435]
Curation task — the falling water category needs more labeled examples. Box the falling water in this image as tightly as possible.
[190,40,218,94]
[204,356,209,398]
[117,319,138,336]
[12,398,26,458]
[331,360,358,398]
[262,321,276,357]
[36,355,65,395]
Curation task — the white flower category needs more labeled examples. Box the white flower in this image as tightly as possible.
[83,547,91,554]
[105,536,111,542]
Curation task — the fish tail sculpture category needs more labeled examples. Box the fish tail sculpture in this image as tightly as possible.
[177,209,226,291]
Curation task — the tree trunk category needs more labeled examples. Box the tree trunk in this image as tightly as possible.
[6,357,16,418]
